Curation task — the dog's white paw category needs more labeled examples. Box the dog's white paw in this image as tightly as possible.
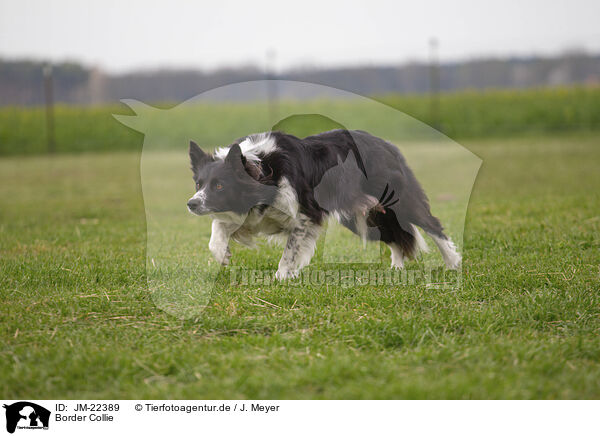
[429,235,462,270]
[389,244,404,270]
[275,268,299,281]
[210,244,231,266]
[445,252,462,270]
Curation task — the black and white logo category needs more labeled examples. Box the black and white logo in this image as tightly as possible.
[3,402,50,434]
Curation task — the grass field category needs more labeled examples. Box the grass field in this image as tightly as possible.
[1,132,599,399]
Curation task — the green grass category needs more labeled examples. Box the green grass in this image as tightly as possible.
[1,86,599,155]
[1,132,599,399]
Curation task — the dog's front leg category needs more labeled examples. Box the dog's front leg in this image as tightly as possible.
[275,219,321,280]
[209,220,233,265]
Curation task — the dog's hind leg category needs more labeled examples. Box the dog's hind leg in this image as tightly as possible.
[388,192,462,270]
[275,217,322,280]
[365,208,423,269]
[389,243,405,269]
[410,211,461,270]
[426,232,461,270]
[388,222,430,269]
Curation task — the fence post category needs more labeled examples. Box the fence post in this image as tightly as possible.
[43,64,56,153]
[429,38,441,132]
[266,48,278,126]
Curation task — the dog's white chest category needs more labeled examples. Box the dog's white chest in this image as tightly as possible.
[244,206,295,235]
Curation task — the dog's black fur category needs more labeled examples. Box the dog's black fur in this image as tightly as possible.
[187,129,459,277]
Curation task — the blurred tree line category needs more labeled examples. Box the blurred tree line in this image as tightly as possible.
[0,52,599,106]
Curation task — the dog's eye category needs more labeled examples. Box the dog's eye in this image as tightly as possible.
[215,183,223,191]
[195,180,203,190]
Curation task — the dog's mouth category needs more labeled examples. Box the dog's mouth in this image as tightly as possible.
[187,205,212,216]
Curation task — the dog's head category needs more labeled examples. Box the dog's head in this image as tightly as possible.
[187,141,278,216]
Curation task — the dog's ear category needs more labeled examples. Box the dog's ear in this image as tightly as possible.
[189,141,211,173]
[225,143,272,182]
[225,143,245,168]
[244,160,263,181]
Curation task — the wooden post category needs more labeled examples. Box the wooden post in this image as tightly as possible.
[266,49,278,126]
[43,64,56,153]
[429,38,441,132]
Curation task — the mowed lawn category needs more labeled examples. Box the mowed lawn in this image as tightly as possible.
[0,133,599,399]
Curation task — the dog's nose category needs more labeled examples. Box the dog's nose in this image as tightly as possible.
[187,199,199,209]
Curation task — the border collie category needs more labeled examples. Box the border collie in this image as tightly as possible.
[187,130,461,280]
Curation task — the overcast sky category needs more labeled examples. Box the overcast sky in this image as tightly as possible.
[1,0,599,73]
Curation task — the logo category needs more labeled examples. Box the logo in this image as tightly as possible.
[114,80,481,319]
[3,402,50,434]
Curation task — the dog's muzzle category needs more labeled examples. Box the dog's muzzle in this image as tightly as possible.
[187,199,208,215]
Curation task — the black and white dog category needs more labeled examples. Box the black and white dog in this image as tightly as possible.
[187,130,461,279]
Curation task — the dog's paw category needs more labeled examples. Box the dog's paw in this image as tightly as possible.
[389,246,404,270]
[275,268,299,281]
[445,253,462,270]
[210,245,231,266]
[220,247,232,265]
